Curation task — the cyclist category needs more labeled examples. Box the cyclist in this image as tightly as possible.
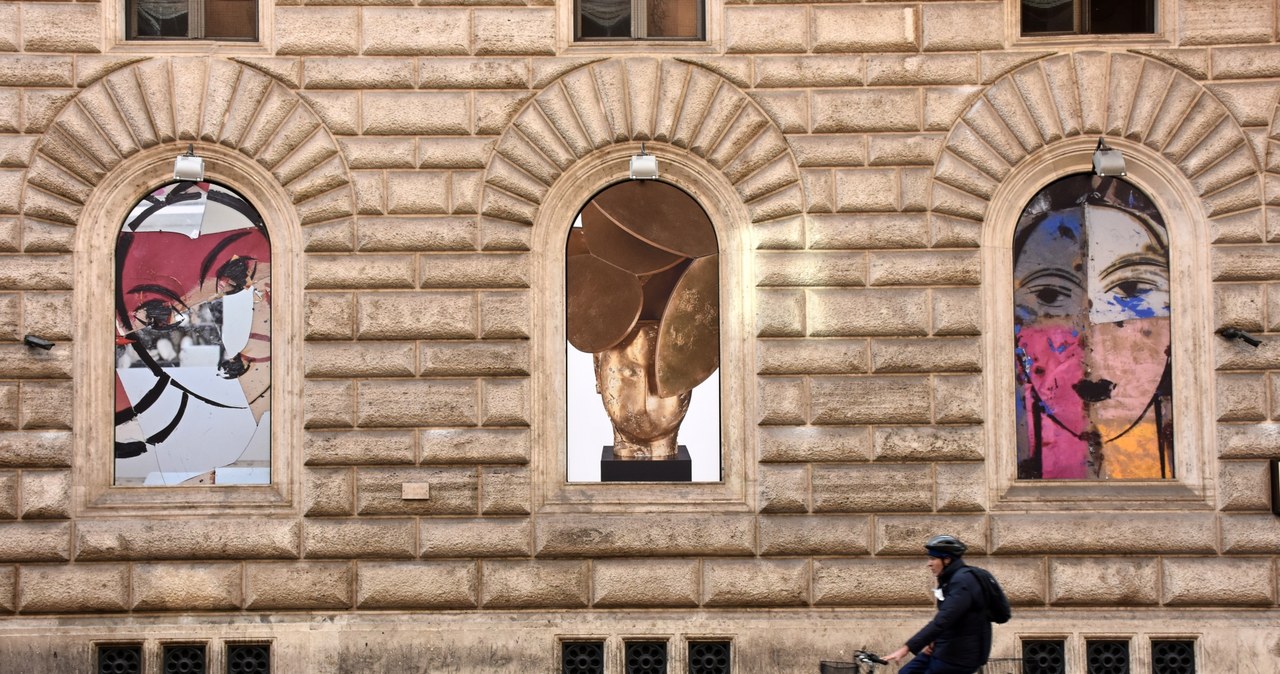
[884,535,991,674]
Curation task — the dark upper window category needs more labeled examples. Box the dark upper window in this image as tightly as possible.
[576,0,704,40]
[126,0,257,40]
[1021,0,1155,36]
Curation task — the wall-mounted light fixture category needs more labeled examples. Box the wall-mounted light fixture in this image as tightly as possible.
[23,335,54,351]
[1092,138,1126,177]
[173,144,204,181]
[629,143,659,180]
[1219,327,1262,348]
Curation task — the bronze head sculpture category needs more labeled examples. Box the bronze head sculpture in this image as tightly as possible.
[567,180,719,461]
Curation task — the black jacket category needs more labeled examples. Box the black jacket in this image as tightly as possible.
[905,559,992,668]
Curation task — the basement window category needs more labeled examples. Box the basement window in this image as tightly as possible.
[576,0,704,40]
[1021,0,1156,35]
[126,0,257,40]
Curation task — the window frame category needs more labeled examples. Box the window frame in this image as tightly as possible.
[124,0,260,41]
[532,143,754,514]
[108,0,270,52]
[1011,0,1171,45]
[983,138,1213,511]
[560,0,719,53]
[573,0,706,42]
[73,145,302,517]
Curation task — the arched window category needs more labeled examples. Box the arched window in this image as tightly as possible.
[1012,174,1173,481]
[563,180,721,483]
[113,181,272,486]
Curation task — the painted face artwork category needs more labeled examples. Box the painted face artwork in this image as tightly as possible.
[113,182,271,486]
[1013,174,1173,480]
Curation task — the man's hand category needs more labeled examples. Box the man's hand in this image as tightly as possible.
[885,645,911,663]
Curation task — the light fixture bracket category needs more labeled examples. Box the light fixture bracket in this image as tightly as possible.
[173,143,205,182]
[629,143,659,180]
[1092,137,1126,177]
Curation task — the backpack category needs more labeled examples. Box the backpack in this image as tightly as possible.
[961,566,1012,624]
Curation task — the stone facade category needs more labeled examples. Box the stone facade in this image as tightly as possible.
[0,0,1279,672]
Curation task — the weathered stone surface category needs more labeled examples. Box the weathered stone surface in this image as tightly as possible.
[758,426,872,463]
[868,251,981,286]
[421,518,531,558]
[933,374,983,424]
[304,519,416,559]
[814,90,920,134]
[759,515,870,556]
[1214,284,1264,331]
[357,216,478,251]
[812,464,932,512]
[758,464,809,513]
[305,430,415,466]
[305,467,354,517]
[357,561,478,609]
[757,377,806,425]
[702,559,808,607]
[1218,423,1280,458]
[1179,0,1273,46]
[756,252,866,287]
[873,426,985,462]
[1162,557,1275,606]
[809,376,932,425]
[0,431,70,467]
[921,2,1002,51]
[480,466,529,515]
[304,381,355,429]
[535,514,754,557]
[756,288,805,337]
[725,7,808,54]
[305,342,416,378]
[276,8,360,56]
[19,564,128,613]
[362,8,469,56]
[18,470,68,519]
[592,559,700,608]
[993,514,1218,555]
[245,562,353,610]
[1048,558,1159,606]
[935,462,987,512]
[875,515,987,555]
[1221,514,1280,553]
[813,559,934,606]
[356,292,477,339]
[870,337,981,373]
[76,519,301,561]
[0,522,70,561]
[812,5,917,53]
[480,560,588,608]
[758,339,868,376]
[420,428,528,465]
[357,380,478,427]
[808,288,929,338]
[1219,460,1272,511]
[355,467,478,515]
[0,472,14,519]
[131,563,242,611]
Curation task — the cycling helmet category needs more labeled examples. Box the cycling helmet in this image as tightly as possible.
[924,534,967,558]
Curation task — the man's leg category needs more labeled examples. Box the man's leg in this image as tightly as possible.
[896,652,933,674]
[922,655,980,674]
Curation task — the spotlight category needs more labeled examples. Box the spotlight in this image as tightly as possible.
[1092,138,1126,177]
[23,335,54,351]
[1219,327,1262,348]
[173,144,204,181]
[629,143,658,180]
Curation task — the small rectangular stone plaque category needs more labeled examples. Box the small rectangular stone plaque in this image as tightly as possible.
[402,483,431,500]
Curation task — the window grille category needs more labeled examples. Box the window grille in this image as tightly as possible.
[625,641,667,674]
[1152,641,1195,674]
[163,644,206,674]
[1086,640,1130,674]
[688,641,730,674]
[563,641,606,674]
[227,644,271,674]
[1022,640,1066,674]
[98,645,143,674]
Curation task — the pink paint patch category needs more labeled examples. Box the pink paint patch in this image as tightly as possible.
[1018,325,1089,478]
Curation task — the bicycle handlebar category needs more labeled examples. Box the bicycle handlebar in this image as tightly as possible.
[855,650,889,666]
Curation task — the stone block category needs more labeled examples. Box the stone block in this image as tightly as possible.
[0,565,10,612]
[868,251,980,286]
[1217,423,1280,459]
[1162,557,1274,606]
[931,288,981,336]
[874,515,986,555]
[305,254,415,290]
[0,472,14,519]
[0,344,70,379]
[867,134,946,167]
[303,380,354,429]
[304,430,415,466]
[419,140,496,172]
[756,56,864,88]
[1217,373,1268,421]
[534,513,754,557]
[421,517,531,558]
[812,464,933,512]
[303,57,415,89]
[0,294,15,340]
[305,341,416,378]
[970,557,1045,605]
[759,426,872,463]
[475,91,535,135]
[364,94,469,136]
[304,519,416,559]
[1179,0,1272,46]
[275,8,359,56]
[472,9,557,56]
[870,337,980,374]
[352,172,385,215]
[478,290,531,339]
[362,8,469,56]
[21,292,72,341]
[355,466,478,515]
[873,426,985,462]
[0,5,14,52]
[757,377,806,425]
[420,428,528,465]
[244,562,353,610]
[1214,284,1264,331]
[812,559,934,606]
[1221,514,1280,553]
[809,376,932,425]
[357,216,478,251]
[299,92,359,136]
[420,253,529,289]
[419,59,527,90]
[0,385,12,432]
[19,564,128,613]
[1048,558,1158,606]
[131,563,242,611]
[356,561,478,609]
[703,559,808,607]
[814,90,920,134]
[757,339,868,376]
[1213,246,1280,282]
[992,513,1217,555]
[384,171,450,215]
[867,55,978,86]
[756,289,805,337]
[76,519,300,561]
[0,522,68,561]
[759,514,870,556]
[0,255,72,290]
[756,252,866,287]
[935,463,987,512]
[921,2,1003,51]
[592,559,700,608]
[304,467,354,517]
[0,431,70,467]
[1211,47,1280,79]
[23,4,101,53]
[788,135,867,168]
[725,7,807,54]
[0,56,73,88]
[305,292,354,340]
[807,213,930,249]
[758,464,809,513]
[356,291,477,339]
[807,288,929,337]
[481,378,529,427]
[812,5,917,53]
[339,139,416,171]
[24,220,74,254]
[18,470,68,519]
[480,560,589,608]
[933,375,983,424]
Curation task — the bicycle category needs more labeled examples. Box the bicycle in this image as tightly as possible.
[819,649,890,673]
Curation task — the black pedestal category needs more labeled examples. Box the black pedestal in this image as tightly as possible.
[600,445,691,482]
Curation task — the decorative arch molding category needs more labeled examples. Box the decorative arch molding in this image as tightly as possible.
[480,58,803,228]
[932,51,1263,236]
[22,56,353,229]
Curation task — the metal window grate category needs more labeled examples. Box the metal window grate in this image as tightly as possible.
[227,643,271,674]
[1152,641,1196,674]
[688,641,730,674]
[98,645,143,674]
[1022,640,1066,674]
[164,644,206,674]
[1086,640,1130,674]
[625,641,667,674]
[563,641,606,674]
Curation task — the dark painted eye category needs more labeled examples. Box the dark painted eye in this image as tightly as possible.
[1032,286,1069,307]
[1112,280,1153,299]
[216,256,255,294]
[133,299,185,331]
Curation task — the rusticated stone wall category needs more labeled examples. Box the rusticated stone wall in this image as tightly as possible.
[1,0,1280,672]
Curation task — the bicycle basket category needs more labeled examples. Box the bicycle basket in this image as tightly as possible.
[818,662,860,674]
